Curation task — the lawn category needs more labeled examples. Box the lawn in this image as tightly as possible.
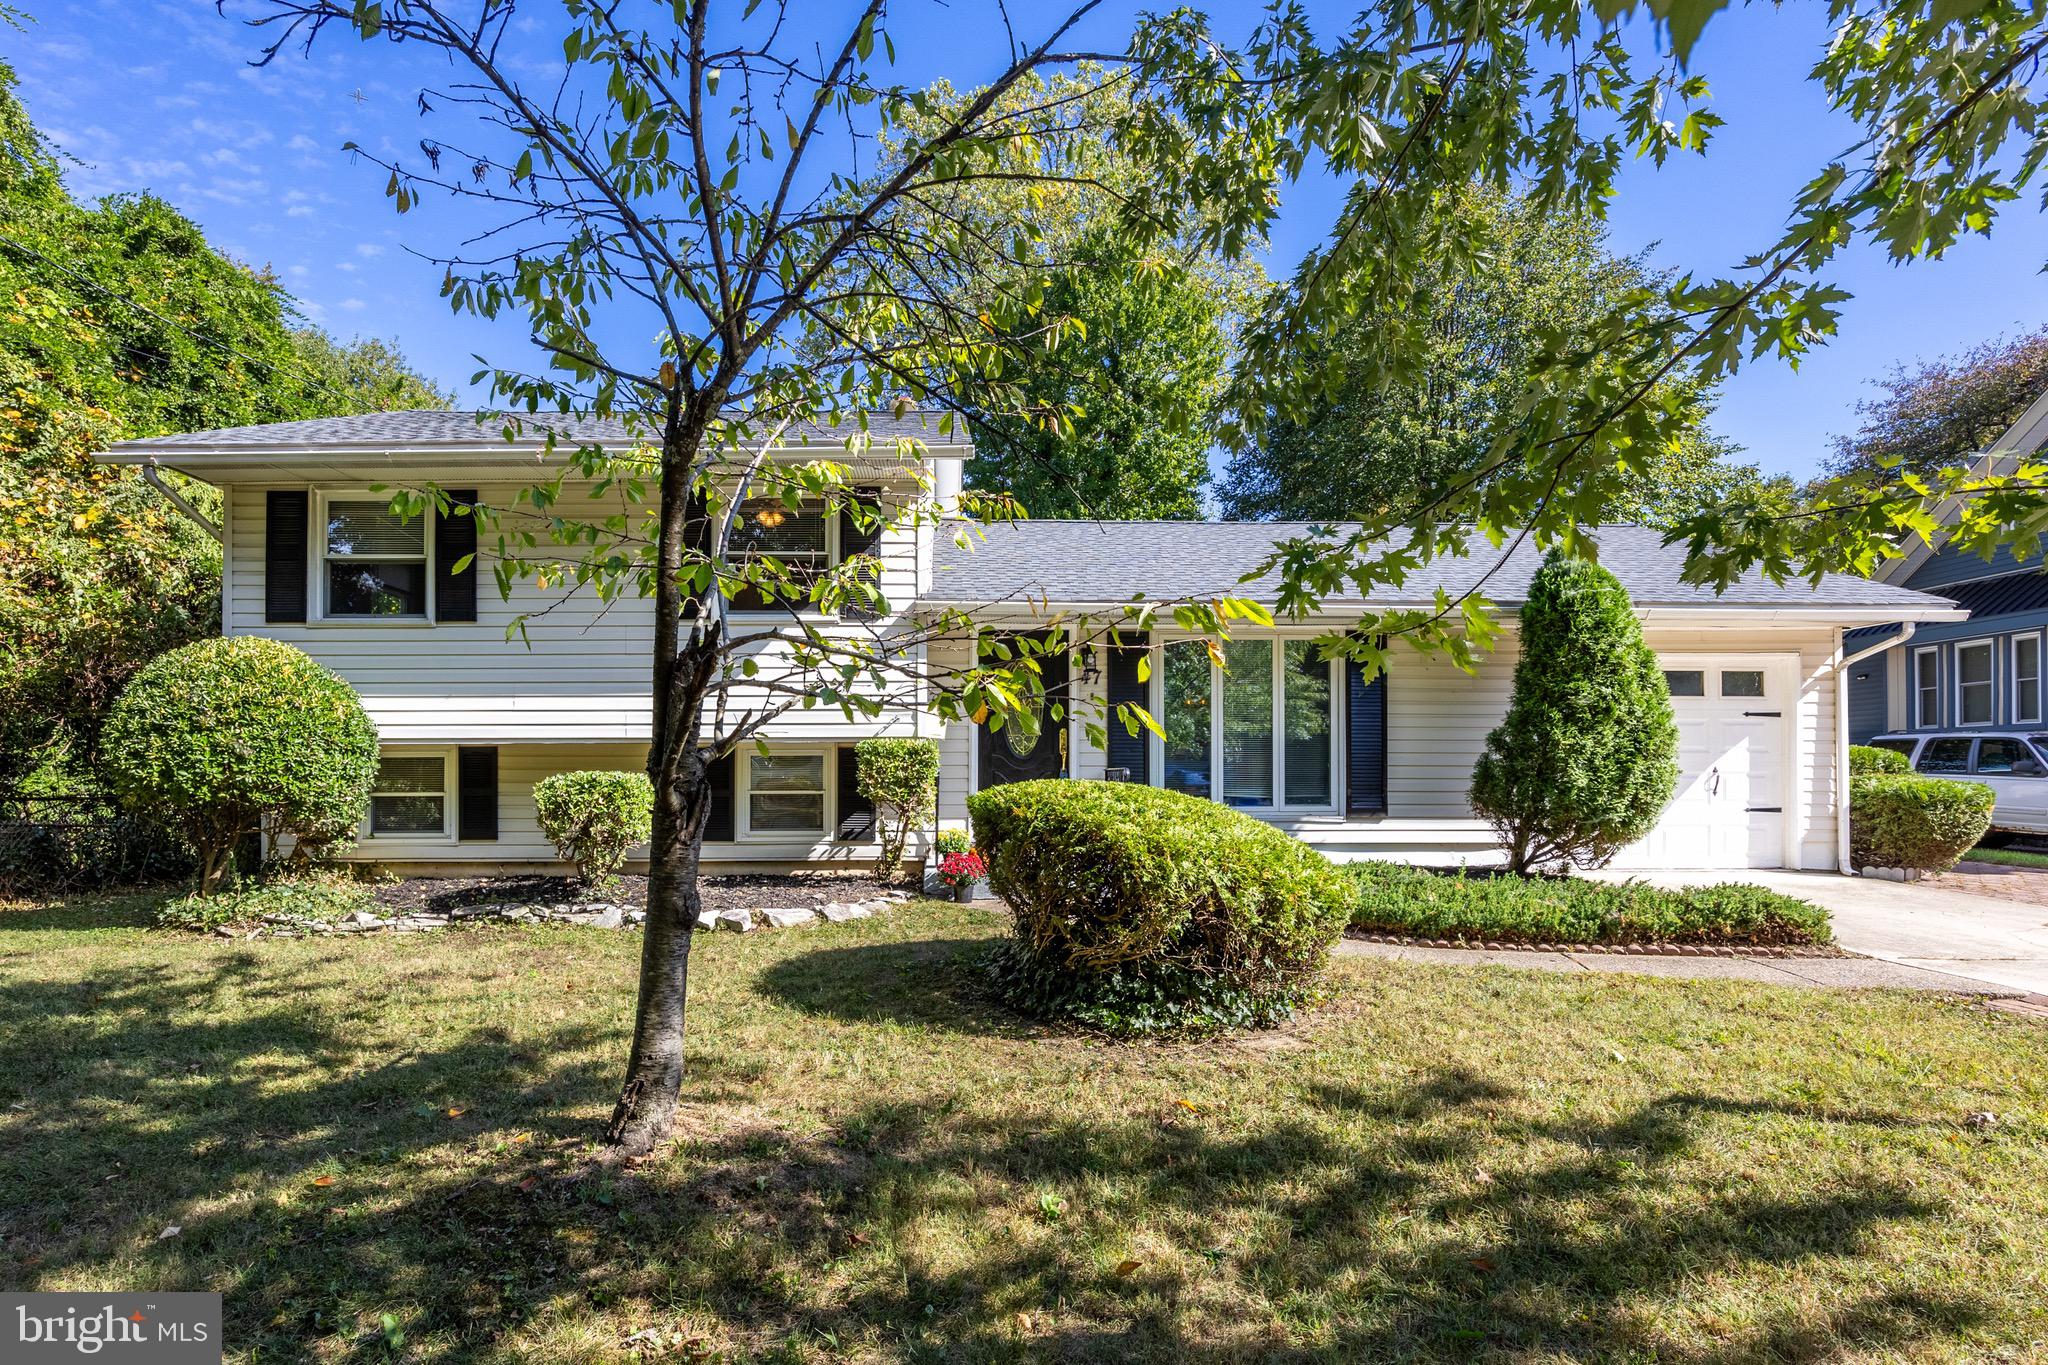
[1961,844,2048,870]
[2,892,2045,1362]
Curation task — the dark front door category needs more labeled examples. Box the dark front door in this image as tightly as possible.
[978,637,1069,789]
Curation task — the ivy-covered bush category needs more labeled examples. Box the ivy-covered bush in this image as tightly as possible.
[1470,553,1678,873]
[1344,862,1832,945]
[968,780,1351,1035]
[100,637,379,893]
[533,770,654,888]
[1850,774,1995,872]
[854,737,939,882]
[1849,744,1912,774]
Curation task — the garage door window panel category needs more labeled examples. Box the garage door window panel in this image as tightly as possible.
[1720,670,1765,698]
[1663,670,1704,697]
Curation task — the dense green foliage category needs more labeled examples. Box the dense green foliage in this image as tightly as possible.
[1221,186,1774,525]
[0,59,446,792]
[968,780,1351,1035]
[533,771,655,888]
[1824,325,2048,482]
[1470,555,1679,873]
[1343,862,1833,946]
[852,737,939,882]
[1850,744,1913,774]
[100,638,379,893]
[1849,774,1996,872]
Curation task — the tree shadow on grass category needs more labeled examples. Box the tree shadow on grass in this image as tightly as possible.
[754,934,1038,1036]
[0,951,1997,1363]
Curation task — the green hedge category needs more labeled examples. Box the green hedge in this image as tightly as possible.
[1849,744,1911,774]
[1849,773,1995,872]
[1343,862,1832,946]
[968,780,1352,1035]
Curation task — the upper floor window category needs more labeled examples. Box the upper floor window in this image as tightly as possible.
[1956,640,1995,725]
[2015,635,2042,726]
[1914,647,1940,728]
[729,498,832,612]
[326,499,427,617]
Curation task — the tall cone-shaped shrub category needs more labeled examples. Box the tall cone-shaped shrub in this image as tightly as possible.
[1471,552,1678,873]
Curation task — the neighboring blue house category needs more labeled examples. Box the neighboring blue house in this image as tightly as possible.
[1849,386,2048,743]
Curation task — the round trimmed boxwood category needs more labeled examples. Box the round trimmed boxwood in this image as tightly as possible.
[1849,744,1912,775]
[101,636,379,893]
[533,769,654,887]
[1849,773,1995,873]
[968,780,1352,1035]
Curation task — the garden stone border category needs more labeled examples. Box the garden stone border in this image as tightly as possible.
[230,890,913,939]
[1344,930,1847,959]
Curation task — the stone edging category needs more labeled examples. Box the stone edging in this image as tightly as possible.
[1344,931,1846,959]
[227,891,914,939]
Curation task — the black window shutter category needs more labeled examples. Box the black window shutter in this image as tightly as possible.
[457,746,499,841]
[703,750,735,842]
[1105,632,1150,783]
[1345,659,1388,816]
[265,490,309,623]
[837,486,885,621]
[435,489,479,623]
[835,745,875,840]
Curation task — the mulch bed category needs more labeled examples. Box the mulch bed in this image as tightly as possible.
[372,871,907,915]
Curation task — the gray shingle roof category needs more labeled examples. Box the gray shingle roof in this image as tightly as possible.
[930,521,1959,613]
[106,408,969,453]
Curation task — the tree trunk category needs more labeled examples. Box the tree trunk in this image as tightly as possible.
[603,741,711,1155]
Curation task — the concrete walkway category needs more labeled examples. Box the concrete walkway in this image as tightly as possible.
[1337,867,2048,1002]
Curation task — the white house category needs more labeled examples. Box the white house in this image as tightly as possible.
[103,410,1964,875]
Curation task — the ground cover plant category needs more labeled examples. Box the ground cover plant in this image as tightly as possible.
[1,891,2043,1361]
[1344,862,1833,946]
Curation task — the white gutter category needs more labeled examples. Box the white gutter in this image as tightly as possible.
[141,458,222,543]
[1835,622,1916,876]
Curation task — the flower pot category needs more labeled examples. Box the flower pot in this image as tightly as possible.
[951,881,973,902]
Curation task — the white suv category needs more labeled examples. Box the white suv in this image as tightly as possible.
[1866,731,2048,843]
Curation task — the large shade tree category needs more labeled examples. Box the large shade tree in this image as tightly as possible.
[1823,325,2048,482]
[234,0,2048,1155]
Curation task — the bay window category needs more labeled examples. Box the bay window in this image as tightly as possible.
[1157,638,1338,810]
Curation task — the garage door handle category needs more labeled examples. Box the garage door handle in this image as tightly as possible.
[1744,710,1781,717]
[1746,806,1782,813]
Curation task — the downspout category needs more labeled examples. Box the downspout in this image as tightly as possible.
[141,459,222,543]
[1835,622,1915,875]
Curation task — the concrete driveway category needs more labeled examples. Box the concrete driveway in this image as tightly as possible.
[1601,867,2048,996]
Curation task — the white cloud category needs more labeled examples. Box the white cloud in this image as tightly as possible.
[355,243,385,258]
[287,134,320,152]
[335,262,358,273]
[286,205,315,218]
[155,95,200,111]
[339,298,366,311]
[200,147,252,170]
[286,265,309,278]
[189,117,273,150]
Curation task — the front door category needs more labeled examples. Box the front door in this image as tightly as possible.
[977,638,1069,789]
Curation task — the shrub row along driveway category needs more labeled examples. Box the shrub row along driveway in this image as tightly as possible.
[1605,869,2048,997]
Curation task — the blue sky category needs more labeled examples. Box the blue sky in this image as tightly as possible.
[8,0,2046,481]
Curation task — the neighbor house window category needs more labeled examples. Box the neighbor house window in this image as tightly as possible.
[1914,647,1940,728]
[1956,640,1994,725]
[325,498,428,617]
[2015,635,2042,725]
[369,754,448,836]
[729,498,830,612]
[745,752,826,834]
[1156,639,1338,810]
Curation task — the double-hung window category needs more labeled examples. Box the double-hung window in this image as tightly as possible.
[744,752,827,835]
[369,753,449,837]
[2015,635,2043,726]
[324,498,428,618]
[1158,638,1338,810]
[730,498,831,612]
[1914,646,1940,728]
[1956,640,1995,726]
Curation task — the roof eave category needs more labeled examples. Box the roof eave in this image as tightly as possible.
[916,598,1967,626]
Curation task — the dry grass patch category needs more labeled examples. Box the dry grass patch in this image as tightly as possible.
[1,891,2044,1361]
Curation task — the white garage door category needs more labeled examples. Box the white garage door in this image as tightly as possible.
[1614,657,1791,870]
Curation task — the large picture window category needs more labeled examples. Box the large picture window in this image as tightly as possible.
[325,499,428,617]
[369,754,448,836]
[1956,640,1994,726]
[1156,639,1338,811]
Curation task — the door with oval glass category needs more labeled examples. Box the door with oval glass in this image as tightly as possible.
[976,634,1070,789]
